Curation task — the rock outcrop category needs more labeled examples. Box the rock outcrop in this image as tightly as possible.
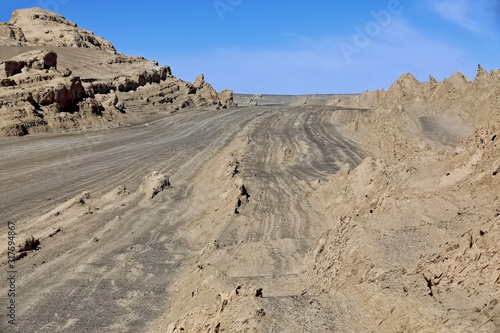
[0,22,26,45]
[2,49,57,76]
[0,50,121,136]
[3,7,116,52]
[0,8,234,136]
[0,48,234,136]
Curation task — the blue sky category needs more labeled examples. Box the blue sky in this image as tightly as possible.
[1,1,499,94]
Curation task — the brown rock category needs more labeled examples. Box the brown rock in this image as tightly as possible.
[217,89,234,108]
[0,78,16,86]
[193,74,205,88]
[0,22,26,45]
[0,9,234,136]
[60,67,72,77]
[474,64,491,83]
[2,49,57,76]
[6,7,115,52]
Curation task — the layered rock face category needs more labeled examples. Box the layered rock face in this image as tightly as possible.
[0,50,118,136]
[2,49,57,76]
[0,8,234,136]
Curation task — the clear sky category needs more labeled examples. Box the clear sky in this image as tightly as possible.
[1,1,499,94]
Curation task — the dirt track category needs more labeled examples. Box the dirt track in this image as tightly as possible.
[1,8,498,331]
[0,101,365,332]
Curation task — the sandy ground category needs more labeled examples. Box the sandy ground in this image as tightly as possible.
[0,91,498,332]
[1,14,499,330]
[2,7,497,333]
[0,99,369,332]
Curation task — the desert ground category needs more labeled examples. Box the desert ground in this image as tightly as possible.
[0,7,498,333]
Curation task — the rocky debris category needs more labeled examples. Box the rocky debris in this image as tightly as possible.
[41,192,91,219]
[15,235,41,260]
[59,67,72,77]
[164,272,269,333]
[243,97,258,106]
[231,160,240,177]
[186,74,233,109]
[4,7,115,52]
[0,78,16,87]
[19,236,41,253]
[48,228,62,237]
[139,172,171,199]
[419,218,499,297]
[123,73,234,112]
[104,54,155,65]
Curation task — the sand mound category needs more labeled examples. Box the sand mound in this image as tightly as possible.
[139,172,171,199]
[386,72,421,99]
[335,65,499,126]
[294,66,500,332]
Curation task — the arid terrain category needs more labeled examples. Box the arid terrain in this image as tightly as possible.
[0,7,498,333]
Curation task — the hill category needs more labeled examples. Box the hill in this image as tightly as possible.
[0,8,233,136]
